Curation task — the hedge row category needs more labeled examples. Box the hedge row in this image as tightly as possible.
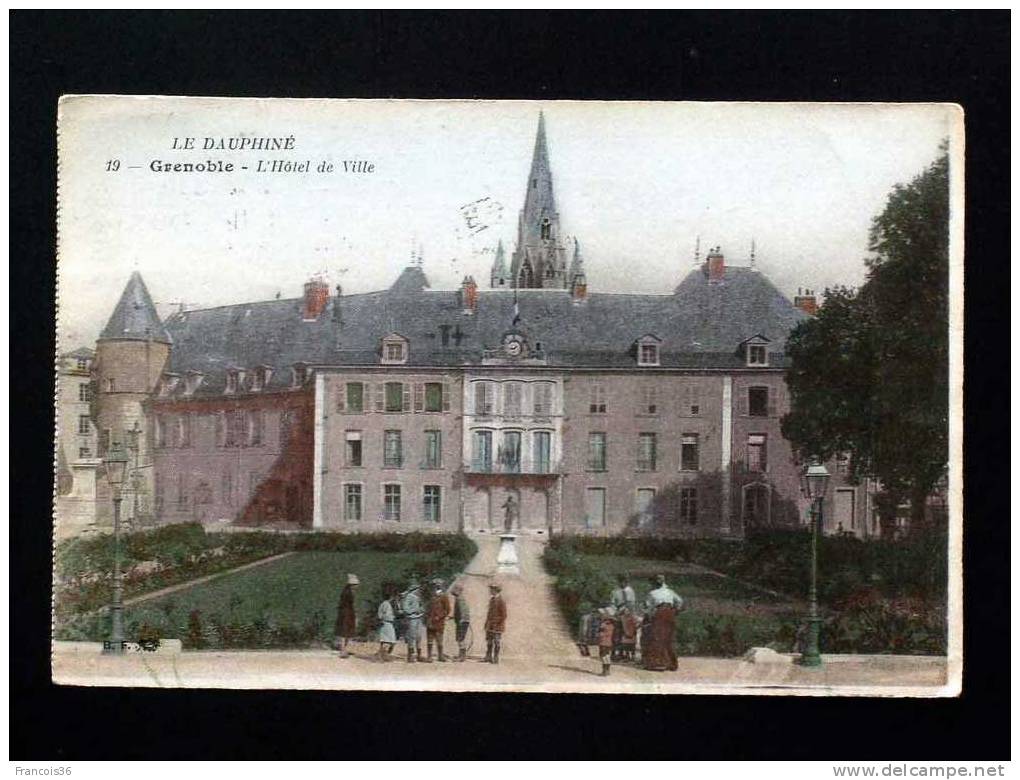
[547,528,948,607]
[54,523,478,620]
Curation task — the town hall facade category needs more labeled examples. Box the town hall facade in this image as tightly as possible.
[72,116,875,539]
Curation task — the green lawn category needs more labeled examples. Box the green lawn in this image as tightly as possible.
[571,553,803,656]
[120,551,434,648]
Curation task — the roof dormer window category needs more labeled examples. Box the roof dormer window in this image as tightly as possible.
[741,335,771,368]
[183,371,204,396]
[635,335,662,367]
[252,365,272,392]
[225,369,242,395]
[159,374,181,397]
[292,363,309,388]
[381,334,409,365]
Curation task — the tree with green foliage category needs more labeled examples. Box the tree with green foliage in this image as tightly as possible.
[782,146,949,536]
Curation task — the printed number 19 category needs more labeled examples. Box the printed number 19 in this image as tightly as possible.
[105,159,121,172]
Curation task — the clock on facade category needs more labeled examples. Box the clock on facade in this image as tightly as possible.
[503,333,527,358]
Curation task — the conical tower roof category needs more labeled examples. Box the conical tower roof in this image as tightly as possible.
[98,271,172,344]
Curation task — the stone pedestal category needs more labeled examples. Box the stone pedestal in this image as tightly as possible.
[495,534,521,576]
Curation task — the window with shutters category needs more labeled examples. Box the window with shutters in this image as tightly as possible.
[384,382,405,412]
[636,488,656,528]
[681,385,701,416]
[503,382,523,417]
[680,434,700,471]
[499,431,522,473]
[383,430,403,468]
[424,430,442,469]
[78,415,91,435]
[747,434,768,472]
[474,382,495,416]
[637,433,657,472]
[533,382,554,417]
[76,357,89,371]
[423,485,441,523]
[344,382,364,412]
[589,382,607,414]
[639,385,658,415]
[424,382,443,412]
[679,488,698,525]
[383,484,401,521]
[587,432,607,471]
[78,382,93,402]
[292,364,308,387]
[748,386,769,417]
[178,414,192,448]
[247,410,263,446]
[345,431,363,467]
[533,431,551,474]
[472,430,493,472]
[344,483,363,521]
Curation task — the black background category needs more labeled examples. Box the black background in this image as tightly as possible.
[11,11,1009,760]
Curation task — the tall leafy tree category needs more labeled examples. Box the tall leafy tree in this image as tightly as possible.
[782,147,949,535]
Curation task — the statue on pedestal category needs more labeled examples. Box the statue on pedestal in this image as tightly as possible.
[501,494,518,533]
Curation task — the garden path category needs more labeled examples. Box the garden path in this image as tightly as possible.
[457,534,576,660]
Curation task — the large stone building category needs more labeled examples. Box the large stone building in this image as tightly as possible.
[73,116,878,539]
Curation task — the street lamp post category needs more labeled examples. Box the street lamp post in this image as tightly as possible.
[799,460,830,668]
[127,420,142,526]
[103,441,129,655]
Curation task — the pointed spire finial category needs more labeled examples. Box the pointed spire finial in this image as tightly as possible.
[750,238,757,270]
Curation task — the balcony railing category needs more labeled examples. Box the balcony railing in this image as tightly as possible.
[466,460,559,475]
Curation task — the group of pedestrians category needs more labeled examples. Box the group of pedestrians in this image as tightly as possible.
[577,573,684,676]
[334,573,508,665]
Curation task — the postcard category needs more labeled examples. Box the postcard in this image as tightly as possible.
[52,97,962,695]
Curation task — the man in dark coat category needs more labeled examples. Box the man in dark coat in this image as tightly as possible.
[484,582,507,664]
[334,573,360,658]
[425,579,451,662]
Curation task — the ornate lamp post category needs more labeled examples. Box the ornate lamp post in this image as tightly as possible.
[799,460,830,667]
[127,420,142,525]
[103,441,129,655]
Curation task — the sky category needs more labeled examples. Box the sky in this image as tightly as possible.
[57,98,958,350]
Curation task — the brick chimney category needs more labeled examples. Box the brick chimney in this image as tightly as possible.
[794,287,818,316]
[302,277,330,321]
[705,247,725,282]
[461,275,478,314]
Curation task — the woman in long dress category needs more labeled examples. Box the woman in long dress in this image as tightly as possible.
[642,575,683,671]
[376,588,398,661]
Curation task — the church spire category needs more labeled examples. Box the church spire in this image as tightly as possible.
[490,239,508,288]
[510,112,569,289]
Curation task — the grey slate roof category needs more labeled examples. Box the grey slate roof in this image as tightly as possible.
[159,263,807,398]
[99,272,173,344]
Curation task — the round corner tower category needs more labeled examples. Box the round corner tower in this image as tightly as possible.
[93,272,172,522]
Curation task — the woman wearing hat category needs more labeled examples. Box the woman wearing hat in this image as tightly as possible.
[333,573,360,658]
